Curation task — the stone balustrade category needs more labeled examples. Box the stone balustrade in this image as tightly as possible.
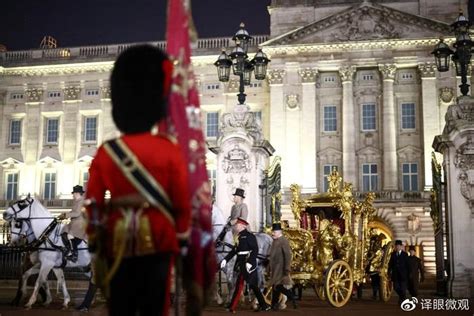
[0,35,269,66]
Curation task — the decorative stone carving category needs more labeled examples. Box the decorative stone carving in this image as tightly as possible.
[219,103,263,143]
[285,94,299,110]
[439,87,454,104]
[101,87,111,99]
[418,63,437,78]
[25,88,44,102]
[378,64,397,80]
[267,69,286,85]
[338,65,356,82]
[63,86,82,100]
[222,144,250,174]
[444,97,474,134]
[333,7,401,41]
[454,136,474,213]
[407,213,421,235]
[227,79,239,93]
[298,68,317,83]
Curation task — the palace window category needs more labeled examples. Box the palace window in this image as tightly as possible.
[362,103,376,131]
[323,76,336,82]
[323,165,338,192]
[323,106,337,132]
[9,119,22,145]
[10,93,24,100]
[206,112,219,138]
[362,74,374,81]
[402,163,418,191]
[401,103,416,130]
[43,172,56,200]
[83,116,97,143]
[47,91,62,99]
[45,118,59,144]
[401,72,414,80]
[82,171,89,192]
[86,89,100,96]
[206,83,220,90]
[5,172,18,200]
[362,163,378,191]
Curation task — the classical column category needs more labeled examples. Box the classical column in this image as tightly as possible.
[339,65,357,188]
[268,69,287,185]
[418,63,438,190]
[298,68,318,191]
[379,64,398,190]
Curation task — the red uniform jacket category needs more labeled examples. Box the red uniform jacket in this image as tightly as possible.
[86,132,191,258]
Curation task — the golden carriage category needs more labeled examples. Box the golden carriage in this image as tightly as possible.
[283,169,393,307]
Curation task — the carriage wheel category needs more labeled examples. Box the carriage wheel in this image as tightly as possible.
[324,260,353,307]
[379,241,394,302]
[313,284,326,300]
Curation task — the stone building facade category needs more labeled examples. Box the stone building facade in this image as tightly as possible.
[0,0,470,277]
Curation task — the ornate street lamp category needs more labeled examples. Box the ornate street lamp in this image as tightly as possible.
[214,23,270,104]
[432,12,473,96]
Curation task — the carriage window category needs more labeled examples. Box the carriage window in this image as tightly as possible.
[402,163,418,191]
[83,116,97,143]
[362,164,378,192]
[5,172,18,200]
[43,172,56,200]
[323,165,338,192]
[9,119,22,145]
[45,118,59,144]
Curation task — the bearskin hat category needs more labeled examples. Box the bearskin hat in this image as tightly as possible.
[110,45,173,134]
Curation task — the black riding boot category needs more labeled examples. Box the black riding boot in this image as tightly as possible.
[61,233,76,262]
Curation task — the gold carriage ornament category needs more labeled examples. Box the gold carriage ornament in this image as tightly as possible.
[285,169,394,307]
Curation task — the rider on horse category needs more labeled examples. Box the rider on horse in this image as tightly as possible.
[59,185,87,262]
[216,188,248,244]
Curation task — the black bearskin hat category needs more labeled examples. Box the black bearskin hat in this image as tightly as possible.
[111,45,173,134]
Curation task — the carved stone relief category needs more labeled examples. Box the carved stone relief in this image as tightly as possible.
[219,104,263,143]
[267,69,286,85]
[101,87,111,99]
[454,136,474,213]
[285,94,299,110]
[444,97,474,134]
[25,88,44,102]
[64,86,82,100]
[227,79,239,93]
[407,213,421,235]
[298,68,317,83]
[222,144,251,174]
[418,63,437,78]
[439,87,454,105]
[338,65,356,82]
[378,64,397,80]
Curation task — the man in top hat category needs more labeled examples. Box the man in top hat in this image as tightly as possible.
[220,218,270,313]
[229,188,248,225]
[216,188,248,243]
[388,240,410,305]
[268,222,297,310]
[59,185,87,262]
[407,246,424,297]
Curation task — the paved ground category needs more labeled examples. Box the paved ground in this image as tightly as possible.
[0,282,471,316]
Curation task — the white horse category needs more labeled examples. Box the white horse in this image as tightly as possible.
[3,197,91,309]
[212,204,236,305]
[8,218,67,307]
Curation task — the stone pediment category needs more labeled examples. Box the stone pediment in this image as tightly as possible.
[264,1,450,46]
[397,145,423,160]
[0,157,23,169]
[357,146,381,158]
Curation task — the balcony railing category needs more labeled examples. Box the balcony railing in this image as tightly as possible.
[0,35,269,66]
[0,199,74,209]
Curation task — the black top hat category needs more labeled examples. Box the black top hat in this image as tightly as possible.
[408,245,416,251]
[272,222,282,231]
[395,239,403,246]
[233,188,245,198]
[72,185,85,194]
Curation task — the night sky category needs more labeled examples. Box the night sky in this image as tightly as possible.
[1,1,473,51]
[0,0,271,51]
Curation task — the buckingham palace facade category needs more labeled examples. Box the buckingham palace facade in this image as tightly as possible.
[0,0,470,278]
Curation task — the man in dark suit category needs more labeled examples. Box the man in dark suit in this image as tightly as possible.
[388,240,410,305]
[407,245,424,297]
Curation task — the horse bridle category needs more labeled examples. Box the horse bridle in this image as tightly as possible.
[8,197,34,221]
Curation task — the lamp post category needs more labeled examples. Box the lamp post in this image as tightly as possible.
[214,23,270,104]
[432,11,473,96]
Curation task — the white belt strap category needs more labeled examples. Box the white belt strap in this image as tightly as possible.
[238,251,251,255]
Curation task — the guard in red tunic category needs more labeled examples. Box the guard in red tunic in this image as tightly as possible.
[86,45,191,316]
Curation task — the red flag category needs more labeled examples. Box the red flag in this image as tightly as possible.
[166,0,215,313]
